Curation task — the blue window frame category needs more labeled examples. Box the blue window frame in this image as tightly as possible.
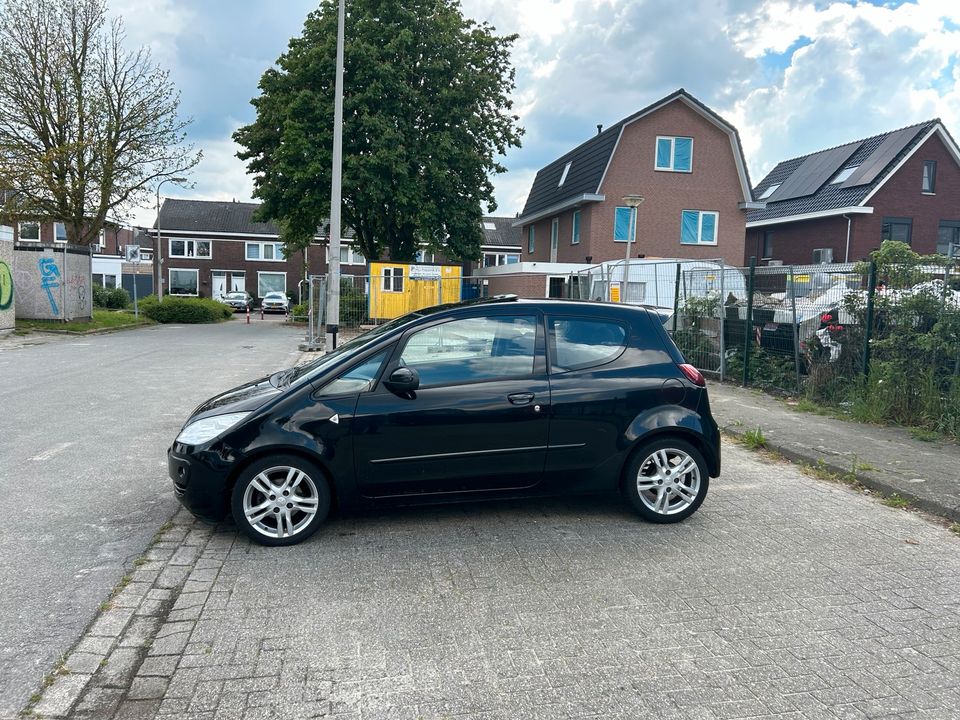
[571,210,580,245]
[527,225,535,253]
[680,210,718,245]
[614,206,636,243]
[655,136,693,172]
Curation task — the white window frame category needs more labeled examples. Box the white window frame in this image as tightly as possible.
[0,224,13,242]
[168,238,212,259]
[338,244,366,265]
[54,222,67,243]
[680,210,719,246]
[558,161,572,188]
[18,221,40,242]
[571,210,580,245]
[168,268,199,296]
[92,272,119,289]
[655,135,694,173]
[94,228,106,251]
[382,267,404,293]
[415,248,436,264]
[245,241,284,262]
[527,226,535,253]
[759,183,780,200]
[257,270,287,298]
[830,166,858,185]
[140,250,154,262]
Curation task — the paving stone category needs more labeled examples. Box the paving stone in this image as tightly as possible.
[100,647,143,688]
[64,651,106,675]
[126,676,170,700]
[32,673,91,717]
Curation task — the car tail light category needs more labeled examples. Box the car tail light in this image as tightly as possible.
[678,363,705,386]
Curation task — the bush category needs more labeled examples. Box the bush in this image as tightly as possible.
[93,285,130,309]
[290,302,309,320]
[139,295,232,323]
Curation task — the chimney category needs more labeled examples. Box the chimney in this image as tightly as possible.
[596,124,603,135]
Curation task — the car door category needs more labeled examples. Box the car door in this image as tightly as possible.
[352,310,549,498]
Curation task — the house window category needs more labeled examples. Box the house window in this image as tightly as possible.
[257,271,286,297]
[830,166,858,184]
[922,160,937,193]
[169,238,211,258]
[18,222,40,242]
[0,225,13,241]
[169,268,198,295]
[339,245,366,265]
[415,249,436,263]
[92,273,118,289]
[937,221,960,256]
[245,241,284,261]
[572,210,580,245]
[762,231,774,259]
[382,267,403,292]
[758,183,780,200]
[54,222,67,243]
[655,136,693,172]
[881,216,912,244]
[613,206,636,242]
[140,250,153,261]
[482,252,520,267]
[527,226,535,253]
[558,161,572,188]
[95,229,106,250]
[680,210,718,245]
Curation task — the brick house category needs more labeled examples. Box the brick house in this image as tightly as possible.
[512,88,758,275]
[746,120,960,264]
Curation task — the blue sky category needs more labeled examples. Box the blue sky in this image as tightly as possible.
[115,0,960,225]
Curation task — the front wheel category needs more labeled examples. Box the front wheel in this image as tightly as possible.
[622,438,709,523]
[230,455,330,546]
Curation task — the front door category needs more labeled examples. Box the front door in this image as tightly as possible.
[230,271,246,293]
[212,272,227,300]
[352,312,549,497]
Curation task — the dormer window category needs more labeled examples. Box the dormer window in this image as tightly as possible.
[655,136,693,172]
[558,161,572,187]
[759,183,780,200]
[830,165,858,184]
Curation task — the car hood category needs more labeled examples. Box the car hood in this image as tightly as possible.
[189,375,282,422]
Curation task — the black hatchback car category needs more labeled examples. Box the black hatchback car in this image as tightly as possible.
[169,297,720,546]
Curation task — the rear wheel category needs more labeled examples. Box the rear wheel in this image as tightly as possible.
[622,438,708,523]
[230,455,330,546]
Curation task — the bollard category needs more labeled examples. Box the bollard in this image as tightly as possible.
[260,305,264,320]
[246,306,250,324]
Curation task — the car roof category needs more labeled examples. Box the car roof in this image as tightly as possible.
[409,295,657,322]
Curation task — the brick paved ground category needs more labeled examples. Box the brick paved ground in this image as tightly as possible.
[34,442,960,719]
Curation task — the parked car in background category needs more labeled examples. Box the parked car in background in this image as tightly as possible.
[168,296,721,546]
[220,291,253,312]
[261,291,290,313]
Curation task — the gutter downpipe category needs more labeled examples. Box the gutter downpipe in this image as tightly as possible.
[843,214,852,263]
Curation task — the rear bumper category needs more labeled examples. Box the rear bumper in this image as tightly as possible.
[168,443,234,522]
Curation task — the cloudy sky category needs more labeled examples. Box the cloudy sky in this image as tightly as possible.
[114,0,960,226]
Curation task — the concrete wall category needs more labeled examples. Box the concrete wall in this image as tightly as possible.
[0,239,13,332]
[13,244,93,321]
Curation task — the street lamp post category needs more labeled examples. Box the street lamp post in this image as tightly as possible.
[621,194,644,302]
[324,0,346,352]
[155,177,187,302]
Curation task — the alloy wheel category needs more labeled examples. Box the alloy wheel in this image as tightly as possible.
[636,448,702,516]
[242,465,320,539]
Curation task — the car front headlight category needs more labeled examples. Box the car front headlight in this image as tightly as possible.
[176,412,250,445]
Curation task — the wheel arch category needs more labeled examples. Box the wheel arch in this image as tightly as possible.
[619,426,719,483]
[225,445,340,512]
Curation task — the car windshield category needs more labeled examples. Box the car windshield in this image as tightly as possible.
[225,292,246,299]
[273,311,423,388]
[264,293,284,299]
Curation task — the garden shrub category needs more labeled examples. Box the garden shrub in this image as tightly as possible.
[139,295,232,323]
[93,285,130,309]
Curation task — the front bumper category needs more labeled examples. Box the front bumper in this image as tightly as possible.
[168,442,235,522]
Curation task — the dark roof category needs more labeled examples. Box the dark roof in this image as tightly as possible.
[481,216,521,247]
[748,120,940,223]
[519,88,753,222]
[155,199,280,235]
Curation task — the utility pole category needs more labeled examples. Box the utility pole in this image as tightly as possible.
[155,177,186,302]
[324,0,345,352]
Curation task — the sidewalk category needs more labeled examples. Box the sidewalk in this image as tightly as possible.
[708,381,960,523]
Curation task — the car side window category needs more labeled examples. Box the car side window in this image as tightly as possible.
[399,315,537,387]
[316,350,389,396]
[549,317,627,373]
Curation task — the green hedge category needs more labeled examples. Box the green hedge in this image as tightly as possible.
[93,285,130,309]
[138,296,233,323]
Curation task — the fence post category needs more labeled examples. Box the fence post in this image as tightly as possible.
[742,256,756,386]
[862,260,877,379]
[672,264,681,335]
[719,260,726,382]
[789,265,801,394]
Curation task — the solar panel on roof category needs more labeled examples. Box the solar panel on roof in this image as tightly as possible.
[766,141,862,202]
[840,126,921,188]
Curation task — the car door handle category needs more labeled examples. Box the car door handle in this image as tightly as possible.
[507,392,535,405]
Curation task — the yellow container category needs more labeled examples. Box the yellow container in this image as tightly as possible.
[368,262,462,319]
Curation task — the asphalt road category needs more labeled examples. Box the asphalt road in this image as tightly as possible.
[0,316,304,718]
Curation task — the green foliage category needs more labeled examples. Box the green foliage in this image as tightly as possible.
[881,493,910,509]
[742,427,766,449]
[93,285,130,309]
[290,302,309,320]
[727,348,797,392]
[138,296,232,324]
[339,281,368,327]
[234,0,523,263]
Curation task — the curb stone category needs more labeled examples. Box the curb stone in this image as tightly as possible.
[23,509,225,719]
[722,422,960,524]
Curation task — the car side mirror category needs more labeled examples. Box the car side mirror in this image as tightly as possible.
[384,367,419,395]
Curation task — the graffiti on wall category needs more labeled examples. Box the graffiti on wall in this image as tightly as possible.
[39,257,61,316]
[0,260,12,310]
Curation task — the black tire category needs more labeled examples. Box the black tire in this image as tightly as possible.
[621,437,709,524]
[230,454,331,546]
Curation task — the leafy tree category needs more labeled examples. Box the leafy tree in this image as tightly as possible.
[234,0,522,264]
[0,0,199,244]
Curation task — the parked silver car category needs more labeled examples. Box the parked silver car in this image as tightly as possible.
[261,291,289,313]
